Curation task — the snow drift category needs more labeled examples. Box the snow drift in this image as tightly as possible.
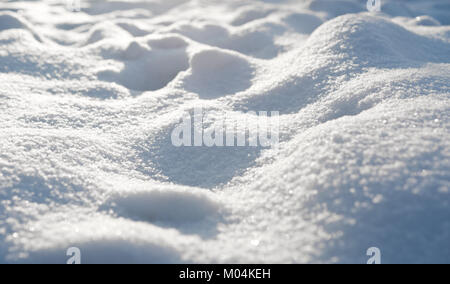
[0,0,449,263]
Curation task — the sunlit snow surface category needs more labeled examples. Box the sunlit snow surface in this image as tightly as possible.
[0,0,449,263]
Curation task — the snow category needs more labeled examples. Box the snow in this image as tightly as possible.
[0,0,449,264]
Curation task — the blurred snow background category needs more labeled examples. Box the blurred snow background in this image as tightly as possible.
[0,0,449,263]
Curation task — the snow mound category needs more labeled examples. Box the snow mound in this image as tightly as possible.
[172,22,282,59]
[98,39,189,91]
[413,16,441,27]
[0,12,26,31]
[0,12,41,42]
[304,15,450,66]
[0,0,449,264]
[147,36,188,49]
[231,6,275,26]
[182,49,254,99]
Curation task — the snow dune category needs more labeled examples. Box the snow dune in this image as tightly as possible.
[0,0,449,263]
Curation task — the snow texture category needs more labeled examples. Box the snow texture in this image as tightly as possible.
[0,0,449,263]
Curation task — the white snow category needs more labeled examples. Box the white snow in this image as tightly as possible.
[0,0,449,264]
